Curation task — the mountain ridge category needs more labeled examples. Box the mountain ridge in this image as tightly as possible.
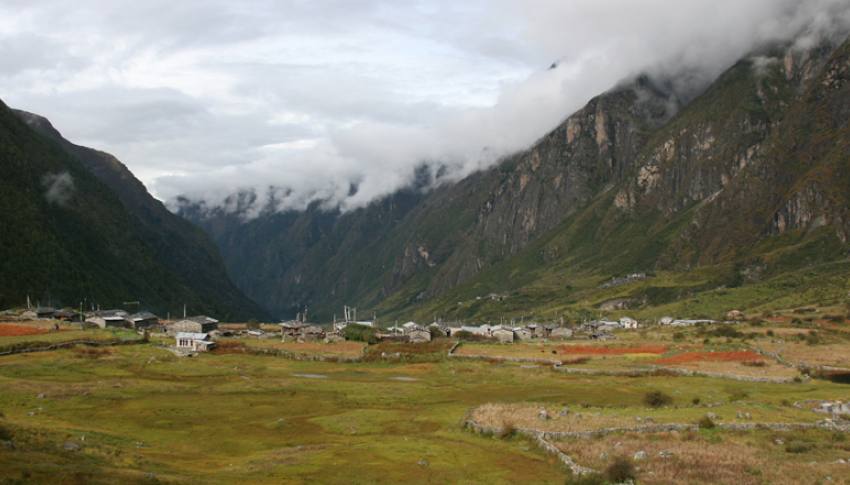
[182,35,850,322]
[0,102,267,319]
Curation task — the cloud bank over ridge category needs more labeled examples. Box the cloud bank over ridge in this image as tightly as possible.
[2,0,849,216]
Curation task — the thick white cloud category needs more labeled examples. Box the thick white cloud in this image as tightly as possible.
[1,0,848,214]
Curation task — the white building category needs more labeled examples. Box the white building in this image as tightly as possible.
[174,332,216,352]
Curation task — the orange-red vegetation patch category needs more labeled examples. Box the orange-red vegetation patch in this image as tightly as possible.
[654,350,764,365]
[0,324,50,337]
[559,345,667,355]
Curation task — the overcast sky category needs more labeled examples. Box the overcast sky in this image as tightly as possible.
[2,0,849,214]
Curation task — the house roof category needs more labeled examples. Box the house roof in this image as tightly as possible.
[93,309,129,318]
[184,315,218,324]
[130,311,158,321]
[175,332,209,340]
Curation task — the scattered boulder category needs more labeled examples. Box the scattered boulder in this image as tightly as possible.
[538,409,550,421]
[63,441,81,452]
[0,440,13,450]
[736,411,752,420]
[633,450,647,461]
[558,406,570,417]
[726,310,746,321]
[658,450,673,459]
[417,459,429,467]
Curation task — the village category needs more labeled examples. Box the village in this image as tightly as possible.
[1,303,748,356]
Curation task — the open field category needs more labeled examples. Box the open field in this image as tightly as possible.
[216,338,367,359]
[0,322,849,484]
[553,429,850,485]
[0,321,139,352]
[454,340,801,379]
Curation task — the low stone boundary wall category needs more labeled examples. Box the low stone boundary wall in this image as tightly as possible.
[222,345,365,363]
[447,343,563,365]
[0,338,146,356]
[552,364,799,384]
[463,419,594,476]
[465,415,850,475]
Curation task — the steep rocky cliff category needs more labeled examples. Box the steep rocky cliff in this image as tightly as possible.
[185,35,850,321]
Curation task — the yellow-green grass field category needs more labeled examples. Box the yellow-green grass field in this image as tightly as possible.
[1,341,850,484]
[217,338,367,359]
[0,321,139,351]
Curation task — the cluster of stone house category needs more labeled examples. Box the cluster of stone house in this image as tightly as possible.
[438,322,575,343]
[384,322,432,343]
[280,321,326,342]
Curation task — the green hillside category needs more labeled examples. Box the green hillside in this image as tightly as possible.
[0,100,266,320]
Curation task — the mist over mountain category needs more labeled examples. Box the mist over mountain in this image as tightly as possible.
[183,31,850,320]
[3,1,849,216]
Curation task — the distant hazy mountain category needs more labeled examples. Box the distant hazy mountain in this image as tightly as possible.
[0,101,267,320]
[183,36,850,322]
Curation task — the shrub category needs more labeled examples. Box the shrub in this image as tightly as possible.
[605,456,637,483]
[692,397,701,405]
[785,440,814,453]
[742,360,766,367]
[342,324,378,344]
[0,423,12,441]
[805,331,820,345]
[643,390,673,408]
[698,415,716,429]
[246,320,260,330]
[766,330,775,337]
[673,332,685,341]
[428,326,446,340]
[711,326,743,338]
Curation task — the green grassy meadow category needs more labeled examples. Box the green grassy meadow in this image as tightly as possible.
[1,337,850,484]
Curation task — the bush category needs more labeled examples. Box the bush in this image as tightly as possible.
[672,332,685,341]
[644,390,673,408]
[785,440,814,453]
[766,330,775,337]
[698,415,716,429]
[605,456,637,483]
[805,331,820,345]
[0,423,12,441]
[692,397,701,405]
[711,326,743,338]
[246,320,260,330]
[342,324,378,344]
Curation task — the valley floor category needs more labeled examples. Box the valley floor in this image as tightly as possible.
[1,320,850,484]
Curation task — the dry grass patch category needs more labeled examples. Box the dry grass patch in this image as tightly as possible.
[238,339,366,358]
[758,341,850,369]
[471,403,647,434]
[555,430,850,485]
